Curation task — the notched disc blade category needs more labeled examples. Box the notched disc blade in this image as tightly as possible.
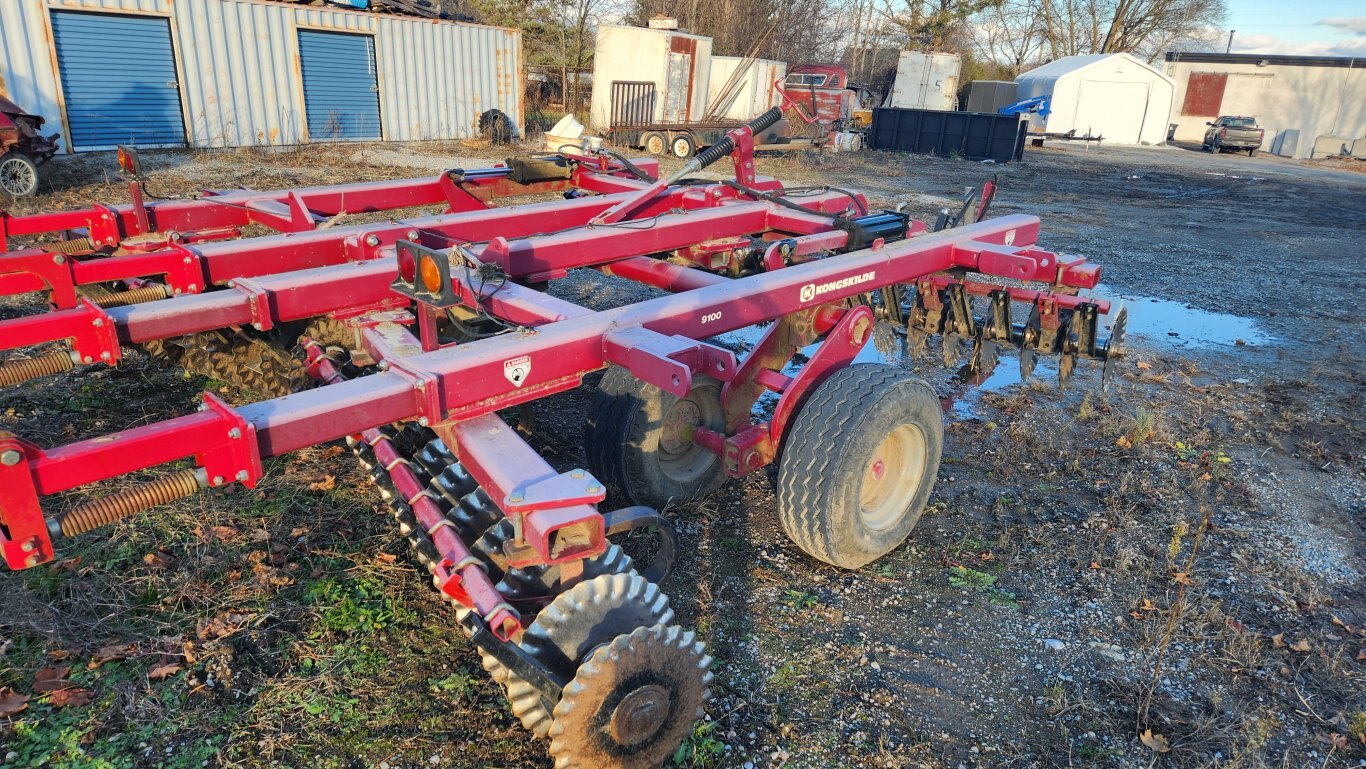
[1020,346,1038,381]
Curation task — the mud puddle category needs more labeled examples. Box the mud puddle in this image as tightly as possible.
[1093,285,1273,349]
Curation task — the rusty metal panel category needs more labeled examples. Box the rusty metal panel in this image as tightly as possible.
[1180,72,1226,116]
[610,81,655,128]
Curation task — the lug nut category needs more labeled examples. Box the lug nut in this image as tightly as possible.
[228,427,241,439]
[0,449,22,466]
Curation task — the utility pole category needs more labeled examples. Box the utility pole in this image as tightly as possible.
[1226,30,1235,53]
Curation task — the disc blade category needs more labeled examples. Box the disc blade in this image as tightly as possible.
[1020,346,1038,381]
[1058,353,1076,388]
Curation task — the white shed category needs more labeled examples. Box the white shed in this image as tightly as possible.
[1014,53,1174,145]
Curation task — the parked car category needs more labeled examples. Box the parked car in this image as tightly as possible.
[0,97,60,196]
[1203,116,1264,156]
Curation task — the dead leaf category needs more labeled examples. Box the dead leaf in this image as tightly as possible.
[1172,572,1193,586]
[1272,633,1286,648]
[143,550,174,569]
[308,474,336,492]
[1141,598,1157,612]
[31,665,72,692]
[1115,435,1133,449]
[89,643,137,668]
[48,687,93,708]
[1136,361,1152,371]
[1139,729,1171,753]
[1357,648,1365,661]
[196,611,253,640]
[321,446,345,459]
[1289,639,1311,653]
[1198,472,1212,481]
[212,525,241,541]
[375,552,397,564]
[0,687,30,716]
[249,528,270,542]
[148,663,183,680]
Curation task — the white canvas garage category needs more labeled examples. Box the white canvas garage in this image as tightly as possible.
[1014,53,1175,145]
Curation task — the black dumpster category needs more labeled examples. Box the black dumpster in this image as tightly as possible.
[868,108,1028,162]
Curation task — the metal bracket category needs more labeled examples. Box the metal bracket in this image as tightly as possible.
[0,249,77,309]
[504,469,606,514]
[602,327,737,397]
[230,276,273,331]
[197,393,263,488]
[0,432,51,570]
[459,612,565,700]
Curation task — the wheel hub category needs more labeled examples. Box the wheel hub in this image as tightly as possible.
[859,424,928,531]
[609,683,671,746]
[660,400,701,455]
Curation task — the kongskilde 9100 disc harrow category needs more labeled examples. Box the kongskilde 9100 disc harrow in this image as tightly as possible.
[0,109,1125,766]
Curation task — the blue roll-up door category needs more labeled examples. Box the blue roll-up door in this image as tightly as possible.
[50,11,186,151]
[298,30,381,141]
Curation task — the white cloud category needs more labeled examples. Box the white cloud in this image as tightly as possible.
[1230,31,1366,57]
[1319,17,1366,36]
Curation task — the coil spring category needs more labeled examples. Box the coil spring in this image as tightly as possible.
[41,238,95,256]
[56,469,201,536]
[0,351,75,387]
[90,284,169,308]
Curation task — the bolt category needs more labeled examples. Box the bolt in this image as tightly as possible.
[253,323,264,331]
[83,356,93,364]
[407,230,419,240]
[508,493,524,503]
[93,318,104,327]
[587,484,601,494]
[100,351,111,361]
[571,469,585,479]
[173,288,182,295]
[20,540,35,552]
[0,449,22,466]
[24,554,39,568]
[228,427,242,439]
[212,475,224,487]
[52,254,66,265]
[418,417,430,427]
[236,470,249,482]
[365,234,381,247]
[183,256,192,264]
[189,283,199,292]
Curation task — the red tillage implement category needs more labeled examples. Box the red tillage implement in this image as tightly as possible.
[0,109,1125,766]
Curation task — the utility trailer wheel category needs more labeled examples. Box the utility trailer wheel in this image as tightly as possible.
[585,367,726,510]
[642,132,667,156]
[670,133,696,159]
[776,364,943,569]
[0,152,39,197]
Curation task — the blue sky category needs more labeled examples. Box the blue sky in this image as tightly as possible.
[1224,0,1366,55]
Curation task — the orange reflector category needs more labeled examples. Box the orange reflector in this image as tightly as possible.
[419,254,443,293]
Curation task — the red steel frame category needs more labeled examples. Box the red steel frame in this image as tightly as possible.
[0,131,1112,646]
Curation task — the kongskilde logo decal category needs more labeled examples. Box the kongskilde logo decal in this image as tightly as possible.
[799,271,877,303]
[504,356,531,387]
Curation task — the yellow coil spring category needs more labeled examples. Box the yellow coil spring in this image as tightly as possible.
[0,351,75,387]
[89,284,169,308]
[57,469,202,536]
[41,238,95,256]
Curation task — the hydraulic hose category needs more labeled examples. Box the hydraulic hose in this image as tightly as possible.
[589,107,784,226]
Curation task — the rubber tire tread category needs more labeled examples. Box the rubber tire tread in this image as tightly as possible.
[584,366,726,510]
[776,364,943,569]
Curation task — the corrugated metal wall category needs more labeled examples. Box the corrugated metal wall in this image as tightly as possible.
[0,0,522,151]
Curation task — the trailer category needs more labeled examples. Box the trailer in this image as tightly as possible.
[0,109,1125,767]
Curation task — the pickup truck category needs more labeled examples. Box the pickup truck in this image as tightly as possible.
[1203,116,1264,156]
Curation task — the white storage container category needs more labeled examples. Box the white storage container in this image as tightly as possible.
[887,51,961,111]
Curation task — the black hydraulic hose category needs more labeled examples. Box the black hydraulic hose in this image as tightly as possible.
[681,107,783,175]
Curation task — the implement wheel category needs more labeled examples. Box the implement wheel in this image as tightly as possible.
[776,364,943,569]
[585,367,726,510]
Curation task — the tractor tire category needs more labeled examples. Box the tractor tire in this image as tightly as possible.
[776,364,942,569]
[585,366,726,510]
[642,132,667,156]
[0,152,40,197]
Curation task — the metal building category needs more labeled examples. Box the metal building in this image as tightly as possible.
[1164,53,1366,159]
[1014,53,1175,145]
[0,0,523,152]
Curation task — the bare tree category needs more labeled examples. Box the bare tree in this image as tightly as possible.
[1023,0,1225,62]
